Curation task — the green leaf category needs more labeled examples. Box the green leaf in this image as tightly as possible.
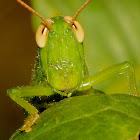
[10,94,140,140]
[30,0,140,94]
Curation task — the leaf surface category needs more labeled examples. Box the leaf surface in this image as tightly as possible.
[10,94,140,140]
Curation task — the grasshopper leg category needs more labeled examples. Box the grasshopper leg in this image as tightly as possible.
[7,85,54,132]
[78,61,138,96]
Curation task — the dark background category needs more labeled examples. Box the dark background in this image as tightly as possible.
[0,1,37,139]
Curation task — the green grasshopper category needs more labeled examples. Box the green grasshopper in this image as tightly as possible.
[8,0,138,133]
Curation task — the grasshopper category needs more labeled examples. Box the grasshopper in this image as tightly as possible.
[7,0,138,133]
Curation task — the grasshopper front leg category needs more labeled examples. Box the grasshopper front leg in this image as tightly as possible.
[78,61,138,96]
[7,85,54,132]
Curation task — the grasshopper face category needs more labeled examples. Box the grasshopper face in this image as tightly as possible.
[16,0,90,92]
[38,16,85,91]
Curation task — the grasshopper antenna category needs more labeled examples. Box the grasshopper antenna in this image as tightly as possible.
[16,0,53,30]
[69,0,92,27]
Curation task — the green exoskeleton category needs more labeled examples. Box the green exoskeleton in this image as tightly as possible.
[8,0,138,133]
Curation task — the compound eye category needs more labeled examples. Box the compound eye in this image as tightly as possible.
[36,23,49,48]
[63,16,84,43]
